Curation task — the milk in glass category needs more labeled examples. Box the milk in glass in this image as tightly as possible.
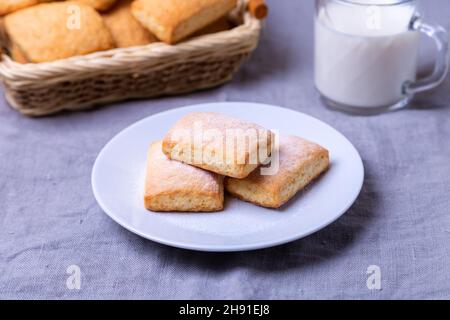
[314,0,419,108]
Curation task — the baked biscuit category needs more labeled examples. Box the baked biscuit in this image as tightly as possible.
[145,141,224,212]
[131,0,237,44]
[0,18,27,63]
[226,135,329,208]
[0,18,7,49]
[10,42,28,63]
[3,2,115,63]
[0,0,52,16]
[162,112,274,179]
[192,16,233,38]
[103,0,157,48]
[76,0,117,11]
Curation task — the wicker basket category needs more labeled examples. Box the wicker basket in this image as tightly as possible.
[0,1,261,116]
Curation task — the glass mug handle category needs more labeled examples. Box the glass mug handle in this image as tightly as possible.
[404,16,449,95]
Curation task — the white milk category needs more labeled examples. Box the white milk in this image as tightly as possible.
[314,0,420,108]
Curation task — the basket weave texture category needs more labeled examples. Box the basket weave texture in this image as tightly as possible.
[0,3,261,116]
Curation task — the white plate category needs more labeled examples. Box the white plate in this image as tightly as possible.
[92,103,364,252]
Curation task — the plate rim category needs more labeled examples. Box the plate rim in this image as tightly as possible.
[92,102,365,252]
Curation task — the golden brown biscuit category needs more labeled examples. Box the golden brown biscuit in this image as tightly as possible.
[0,18,7,48]
[3,2,115,63]
[226,135,330,208]
[145,141,224,212]
[102,0,157,48]
[192,16,233,38]
[0,18,28,63]
[131,0,237,44]
[10,42,28,63]
[0,0,53,16]
[162,112,274,179]
[75,0,117,11]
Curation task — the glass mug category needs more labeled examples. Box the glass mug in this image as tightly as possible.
[314,0,449,114]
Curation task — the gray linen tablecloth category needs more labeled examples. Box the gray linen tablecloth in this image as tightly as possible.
[1,0,449,299]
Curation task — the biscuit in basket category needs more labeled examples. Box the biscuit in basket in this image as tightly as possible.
[131,0,237,44]
[225,135,330,208]
[10,42,28,64]
[0,0,52,16]
[0,18,27,63]
[3,2,115,63]
[192,16,233,37]
[102,0,157,48]
[162,112,274,179]
[0,18,7,49]
[75,0,117,11]
[145,141,224,212]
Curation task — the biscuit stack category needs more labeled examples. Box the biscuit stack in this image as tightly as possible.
[0,0,239,63]
[145,112,330,212]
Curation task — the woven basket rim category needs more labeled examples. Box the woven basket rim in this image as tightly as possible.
[0,12,261,80]
[0,0,263,117]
